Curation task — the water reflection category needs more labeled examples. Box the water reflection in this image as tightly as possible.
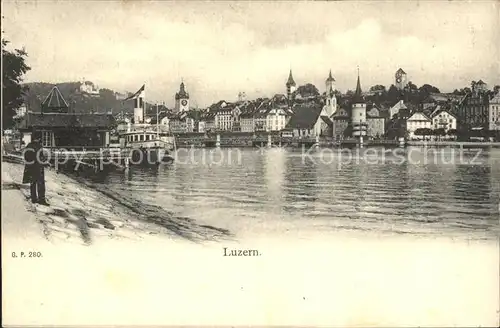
[264,148,286,213]
[284,152,319,207]
[93,148,500,239]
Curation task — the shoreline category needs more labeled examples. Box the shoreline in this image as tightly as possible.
[1,161,233,246]
[174,140,500,149]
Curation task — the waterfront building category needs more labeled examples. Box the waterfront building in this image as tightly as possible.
[430,106,457,133]
[168,110,199,133]
[351,71,367,139]
[213,103,240,131]
[331,107,350,140]
[406,112,432,140]
[286,70,297,107]
[265,105,291,132]
[239,103,257,133]
[284,103,324,137]
[169,112,187,133]
[174,81,190,113]
[395,68,407,90]
[489,92,500,131]
[200,111,216,132]
[457,82,490,129]
[254,101,270,132]
[17,86,115,147]
[366,104,385,139]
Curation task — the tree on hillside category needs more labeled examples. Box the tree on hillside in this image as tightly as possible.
[493,85,500,95]
[387,84,402,103]
[419,84,441,95]
[369,85,387,93]
[296,83,319,98]
[406,81,418,93]
[2,39,31,129]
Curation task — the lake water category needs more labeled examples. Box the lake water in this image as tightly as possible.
[94,146,500,241]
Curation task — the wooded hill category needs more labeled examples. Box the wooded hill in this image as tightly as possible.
[21,82,149,114]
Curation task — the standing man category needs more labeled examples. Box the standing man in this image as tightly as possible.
[22,137,49,206]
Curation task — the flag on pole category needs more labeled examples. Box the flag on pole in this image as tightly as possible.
[124,84,145,101]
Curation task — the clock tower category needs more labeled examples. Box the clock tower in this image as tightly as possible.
[395,68,407,90]
[175,81,190,112]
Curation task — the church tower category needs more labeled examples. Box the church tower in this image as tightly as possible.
[325,70,337,116]
[351,69,367,139]
[286,69,296,107]
[175,81,190,112]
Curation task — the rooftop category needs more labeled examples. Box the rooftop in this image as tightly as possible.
[285,103,323,130]
[18,112,116,130]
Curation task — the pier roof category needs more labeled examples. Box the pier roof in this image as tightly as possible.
[41,86,69,113]
[18,112,116,130]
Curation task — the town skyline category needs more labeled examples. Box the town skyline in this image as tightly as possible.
[3,1,499,107]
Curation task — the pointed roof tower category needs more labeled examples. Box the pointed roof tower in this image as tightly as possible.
[41,86,69,113]
[286,69,296,87]
[175,81,189,100]
[326,69,335,82]
[352,68,365,104]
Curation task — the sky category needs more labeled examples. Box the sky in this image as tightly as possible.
[3,0,500,107]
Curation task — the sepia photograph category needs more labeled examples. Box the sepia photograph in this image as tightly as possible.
[2,0,499,326]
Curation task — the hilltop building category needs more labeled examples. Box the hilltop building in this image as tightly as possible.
[238,92,247,102]
[395,68,407,90]
[174,81,190,113]
[79,78,100,96]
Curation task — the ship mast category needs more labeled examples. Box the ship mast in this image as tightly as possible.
[156,103,159,139]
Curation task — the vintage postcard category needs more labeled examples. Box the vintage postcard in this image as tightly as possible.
[2,0,499,326]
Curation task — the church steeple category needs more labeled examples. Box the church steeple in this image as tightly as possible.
[286,69,296,87]
[326,69,335,83]
[352,67,364,104]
